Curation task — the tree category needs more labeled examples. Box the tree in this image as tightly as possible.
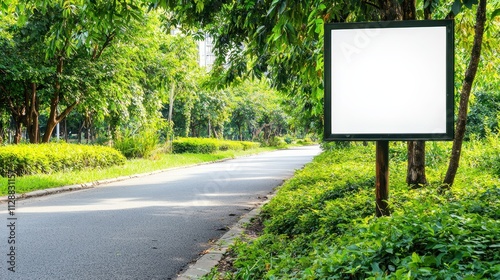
[157,34,201,139]
[0,8,52,143]
[190,89,231,138]
[2,1,145,143]
[443,0,488,187]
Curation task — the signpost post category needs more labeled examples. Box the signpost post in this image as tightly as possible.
[324,20,454,216]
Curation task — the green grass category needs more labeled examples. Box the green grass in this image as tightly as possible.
[204,136,500,279]
[0,147,276,196]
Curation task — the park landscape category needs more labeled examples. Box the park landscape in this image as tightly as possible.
[0,0,499,279]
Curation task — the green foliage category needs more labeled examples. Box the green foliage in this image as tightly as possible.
[218,140,244,151]
[0,143,125,177]
[172,138,219,154]
[466,91,500,139]
[266,136,287,149]
[113,128,159,159]
[216,139,500,279]
[172,137,260,154]
[240,141,261,150]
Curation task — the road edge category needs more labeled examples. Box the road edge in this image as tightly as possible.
[0,146,316,203]
[0,157,234,203]
[175,193,275,280]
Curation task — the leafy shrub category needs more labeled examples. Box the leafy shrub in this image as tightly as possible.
[114,129,159,159]
[284,135,294,144]
[240,141,261,150]
[0,143,126,177]
[172,138,260,154]
[172,138,219,154]
[218,140,244,151]
[218,141,500,280]
[268,136,287,148]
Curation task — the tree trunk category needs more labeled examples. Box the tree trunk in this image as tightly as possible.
[407,141,427,187]
[443,0,487,187]
[25,83,40,144]
[77,121,84,144]
[208,119,211,137]
[401,0,415,20]
[42,56,79,143]
[13,120,22,144]
[63,117,68,142]
[168,84,175,123]
[377,0,403,20]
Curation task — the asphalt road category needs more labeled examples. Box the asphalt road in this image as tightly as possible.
[0,145,321,280]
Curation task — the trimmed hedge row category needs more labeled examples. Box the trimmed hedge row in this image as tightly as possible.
[0,143,126,177]
[172,138,260,154]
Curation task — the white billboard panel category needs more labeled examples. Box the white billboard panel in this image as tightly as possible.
[324,20,454,141]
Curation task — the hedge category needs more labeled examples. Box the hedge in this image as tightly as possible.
[172,138,261,154]
[0,143,126,177]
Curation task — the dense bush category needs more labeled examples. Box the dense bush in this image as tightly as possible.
[113,129,159,158]
[172,138,219,154]
[172,138,260,154]
[0,143,126,177]
[218,140,244,151]
[240,141,261,150]
[212,139,500,279]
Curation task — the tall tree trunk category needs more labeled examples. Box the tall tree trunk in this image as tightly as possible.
[183,101,191,137]
[63,117,68,142]
[208,119,211,137]
[443,0,487,187]
[168,84,175,123]
[13,119,22,144]
[25,82,40,143]
[42,56,79,142]
[77,121,84,144]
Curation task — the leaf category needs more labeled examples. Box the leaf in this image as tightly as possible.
[451,0,462,15]
[266,0,280,17]
[411,252,421,263]
[464,0,478,9]
[278,0,287,15]
[492,8,500,20]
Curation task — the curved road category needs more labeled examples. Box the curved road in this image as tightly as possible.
[0,145,321,280]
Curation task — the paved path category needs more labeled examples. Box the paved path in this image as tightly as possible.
[0,146,321,279]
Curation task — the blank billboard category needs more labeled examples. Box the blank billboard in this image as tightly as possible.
[324,20,454,141]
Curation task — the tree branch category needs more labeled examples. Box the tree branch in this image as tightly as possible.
[92,32,116,61]
[56,100,79,123]
[362,0,381,9]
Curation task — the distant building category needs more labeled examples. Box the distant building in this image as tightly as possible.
[198,35,216,69]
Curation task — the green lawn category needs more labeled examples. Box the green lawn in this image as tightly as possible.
[0,147,276,196]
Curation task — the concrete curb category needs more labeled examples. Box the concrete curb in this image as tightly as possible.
[0,158,235,204]
[176,194,274,280]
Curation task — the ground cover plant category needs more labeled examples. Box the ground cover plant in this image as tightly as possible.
[206,136,500,279]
